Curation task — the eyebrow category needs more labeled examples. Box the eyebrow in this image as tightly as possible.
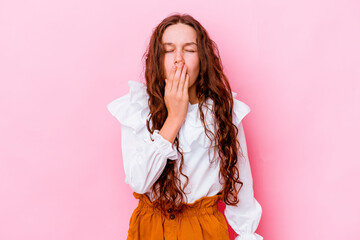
[162,42,198,47]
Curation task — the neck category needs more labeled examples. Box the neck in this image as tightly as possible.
[188,84,199,104]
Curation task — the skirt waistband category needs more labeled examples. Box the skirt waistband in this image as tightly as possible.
[132,192,224,217]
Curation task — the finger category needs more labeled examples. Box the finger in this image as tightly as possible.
[168,65,176,91]
[183,73,190,93]
[173,63,183,92]
[178,64,187,95]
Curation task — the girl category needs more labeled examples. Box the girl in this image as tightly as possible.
[107,13,263,240]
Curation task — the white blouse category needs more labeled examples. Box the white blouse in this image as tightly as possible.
[107,80,263,240]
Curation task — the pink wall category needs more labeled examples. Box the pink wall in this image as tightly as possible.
[1,0,359,239]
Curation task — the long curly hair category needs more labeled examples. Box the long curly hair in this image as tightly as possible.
[142,13,245,215]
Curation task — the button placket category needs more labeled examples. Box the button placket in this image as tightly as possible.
[167,208,175,220]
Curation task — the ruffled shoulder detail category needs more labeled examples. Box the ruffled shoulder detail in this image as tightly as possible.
[231,91,251,127]
[107,80,150,134]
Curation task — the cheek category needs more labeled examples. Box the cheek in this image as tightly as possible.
[186,57,199,72]
[186,63,200,78]
[163,58,173,77]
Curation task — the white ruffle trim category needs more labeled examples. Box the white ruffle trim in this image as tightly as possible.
[107,81,150,134]
[178,91,250,153]
[232,92,251,128]
[107,80,251,153]
[235,232,263,240]
[146,129,179,160]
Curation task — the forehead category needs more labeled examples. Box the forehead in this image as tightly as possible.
[161,23,197,45]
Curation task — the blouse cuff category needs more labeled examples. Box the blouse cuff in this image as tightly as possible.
[235,232,263,240]
[147,129,179,160]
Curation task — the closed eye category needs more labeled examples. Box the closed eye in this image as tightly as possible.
[164,50,196,53]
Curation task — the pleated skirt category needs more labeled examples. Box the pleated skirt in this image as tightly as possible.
[126,191,230,240]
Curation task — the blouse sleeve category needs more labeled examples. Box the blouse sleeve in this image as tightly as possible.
[224,99,263,240]
[107,80,179,194]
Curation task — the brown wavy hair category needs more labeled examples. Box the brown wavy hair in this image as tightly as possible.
[142,13,245,215]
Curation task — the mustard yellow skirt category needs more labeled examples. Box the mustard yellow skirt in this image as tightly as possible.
[126,192,230,240]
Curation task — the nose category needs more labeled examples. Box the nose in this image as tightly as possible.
[174,53,185,66]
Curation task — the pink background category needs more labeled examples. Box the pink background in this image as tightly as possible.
[1,0,359,239]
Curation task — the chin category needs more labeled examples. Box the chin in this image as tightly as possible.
[188,81,196,89]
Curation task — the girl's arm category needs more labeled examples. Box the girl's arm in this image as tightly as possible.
[107,82,180,194]
[158,115,183,145]
[224,122,263,240]
[119,123,179,194]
